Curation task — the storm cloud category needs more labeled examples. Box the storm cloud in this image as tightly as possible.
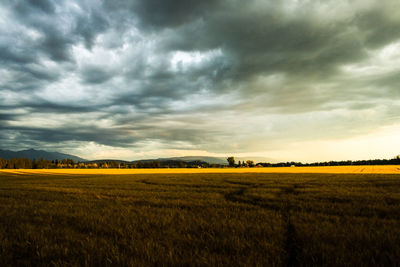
[1,0,400,161]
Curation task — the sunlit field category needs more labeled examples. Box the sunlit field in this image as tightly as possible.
[1,170,400,266]
[1,165,400,175]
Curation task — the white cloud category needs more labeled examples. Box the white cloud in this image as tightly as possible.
[170,49,223,72]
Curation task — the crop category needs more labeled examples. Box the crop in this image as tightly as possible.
[0,170,399,266]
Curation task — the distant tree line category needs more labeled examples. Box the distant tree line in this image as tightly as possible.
[256,156,400,167]
[226,157,255,167]
[1,156,400,169]
[0,158,224,169]
[0,158,77,169]
[226,156,400,168]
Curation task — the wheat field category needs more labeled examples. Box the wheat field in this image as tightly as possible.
[1,165,400,175]
[0,169,399,266]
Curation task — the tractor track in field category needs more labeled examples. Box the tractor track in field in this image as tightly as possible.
[223,181,301,267]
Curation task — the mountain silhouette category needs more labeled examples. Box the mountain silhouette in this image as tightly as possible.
[0,148,86,162]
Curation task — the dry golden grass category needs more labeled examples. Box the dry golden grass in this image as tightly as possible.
[1,171,400,266]
[1,165,400,175]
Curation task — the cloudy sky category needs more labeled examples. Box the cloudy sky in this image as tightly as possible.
[1,0,400,162]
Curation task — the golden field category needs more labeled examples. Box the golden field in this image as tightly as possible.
[1,165,400,175]
[1,168,400,265]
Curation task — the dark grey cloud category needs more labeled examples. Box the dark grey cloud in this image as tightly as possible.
[80,65,115,84]
[2,0,110,68]
[157,3,367,81]
[40,29,74,62]
[10,2,72,62]
[355,6,400,49]
[0,113,16,123]
[73,7,110,49]
[1,0,400,160]
[0,124,136,148]
[0,44,37,65]
[0,120,217,150]
[16,0,55,15]
[0,64,61,93]
[24,102,100,114]
[131,0,219,29]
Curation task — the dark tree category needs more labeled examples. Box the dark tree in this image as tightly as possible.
[246,160,255,167]
[32,159,37,169]
[7,158,16,169]
[227,156,235,167]
[0,158,6,169]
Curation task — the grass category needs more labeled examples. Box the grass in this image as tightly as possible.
[0,170,399,266]
[2,165,400,174]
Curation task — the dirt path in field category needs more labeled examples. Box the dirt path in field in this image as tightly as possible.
[223,181,301,267]
[135,177,304,265]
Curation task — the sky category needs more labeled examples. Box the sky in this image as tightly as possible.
[1,0,400,162]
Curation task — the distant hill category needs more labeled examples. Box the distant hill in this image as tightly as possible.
[132,156,227,165]
[132,156,274,165]
[0,150,273,165]
[159,156,228,165]
[0,148,86,162]
[85,159,130,164]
